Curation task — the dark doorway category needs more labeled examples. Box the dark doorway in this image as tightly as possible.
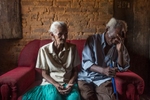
[113,0,150,94]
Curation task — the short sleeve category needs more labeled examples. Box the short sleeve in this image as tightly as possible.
[36,48,49,70]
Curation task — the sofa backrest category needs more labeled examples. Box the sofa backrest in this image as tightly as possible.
[18,39,52,67]
[69,40,86,60]
[18,40,40,67]
[18,39,86,80]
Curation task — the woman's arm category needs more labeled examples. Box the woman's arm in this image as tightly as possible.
[68,67,78,84]
[41,69,58,85]
[65,67,78,93]
[41,69,65,94]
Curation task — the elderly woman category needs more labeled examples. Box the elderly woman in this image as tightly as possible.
[22,21,81,100]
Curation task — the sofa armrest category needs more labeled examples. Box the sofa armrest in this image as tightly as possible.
[0,67,35,100]
[115,71,144,100]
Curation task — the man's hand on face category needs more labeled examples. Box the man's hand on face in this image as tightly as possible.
[116,34,124,52]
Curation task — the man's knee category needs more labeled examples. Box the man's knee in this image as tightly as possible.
[81,92,97,100]
[78,80,97,100]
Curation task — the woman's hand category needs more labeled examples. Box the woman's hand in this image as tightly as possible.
[64,84,73,94]
[54,83,74,95]
[54,83,66,94]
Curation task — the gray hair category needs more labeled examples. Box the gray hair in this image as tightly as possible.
[106,18,128,36]
[48,21,68,34]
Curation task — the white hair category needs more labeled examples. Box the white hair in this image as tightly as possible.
[106,17,128,33]
[48,21,68,34]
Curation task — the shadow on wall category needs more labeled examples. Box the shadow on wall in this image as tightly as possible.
[128,50,150,94]
[0,39,20,75]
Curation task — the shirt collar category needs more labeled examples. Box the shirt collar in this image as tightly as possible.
[101,33,106,48]
[49,41,69,54]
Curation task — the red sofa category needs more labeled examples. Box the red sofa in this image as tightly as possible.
[0,39,144,100]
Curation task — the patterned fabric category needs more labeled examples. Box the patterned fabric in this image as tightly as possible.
[22,84,81,100]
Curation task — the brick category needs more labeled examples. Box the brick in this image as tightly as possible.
[66,7,81,12]
[88,7,98,12]
[21,1,34,6]
[97,28,105,33]
[22,1,52,6]
[30,7,47,14]
[29,20,43,26]
[36,1,53,6]
[56,0,72,2]
[83,28,96,33]
[42,20,51,25]
[55,1,71,7]
[82,0,96,1]
[80,1,95,7]
[31,26,48,33]
[22,26,31,33]
[48,7,65,12]
[89,20,105,26]
[71,2,80,8]
[40,14,54,19]
[21,6,30,13]
[32,28,48,33]
[41,33,51,39]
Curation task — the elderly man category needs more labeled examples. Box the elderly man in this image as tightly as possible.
[22,21,81,100]
[78,18,130,100]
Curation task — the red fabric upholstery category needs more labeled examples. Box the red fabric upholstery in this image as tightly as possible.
[18,40,40,67]
[1,84,10,100]
[0,39,145,100]
[69,40,86,71]
[0,67,35,100]
[115,71,144,100]
[69,40,86,60]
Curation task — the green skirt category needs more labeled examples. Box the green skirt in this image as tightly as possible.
[22,84,81,100]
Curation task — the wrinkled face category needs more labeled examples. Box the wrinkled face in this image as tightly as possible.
[106,28,124,45]
[52,27,68,45]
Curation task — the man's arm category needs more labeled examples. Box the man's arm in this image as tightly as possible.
[116,42,124,66]
[116,35,130,71]
[90,65,117,77]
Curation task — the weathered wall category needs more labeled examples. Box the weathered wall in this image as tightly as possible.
[0,0,22,39]
[113,0,150,93]
[0,0,113,74]
[131,0,150,93]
